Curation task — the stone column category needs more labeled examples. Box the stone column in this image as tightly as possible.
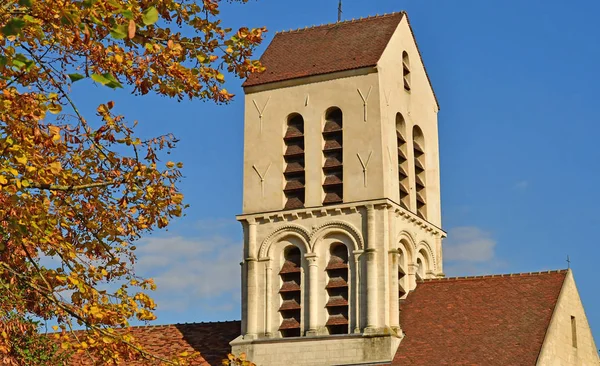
[305,253,319,336]
[388,206,399,331]
[352,249,363,333]
[389,249,400,331]
[407,263,418,291]
[264,260,273,337]
[365,205,378,332]
[246,219,258,338]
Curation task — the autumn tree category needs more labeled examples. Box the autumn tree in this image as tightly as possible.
[0,0,264,364]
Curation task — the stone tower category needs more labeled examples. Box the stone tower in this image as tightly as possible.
[231,12,445,365]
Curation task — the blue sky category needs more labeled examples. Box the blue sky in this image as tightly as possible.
[70,0,600,345]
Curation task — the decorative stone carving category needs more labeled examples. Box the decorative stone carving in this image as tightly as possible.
[252,163,271,197]
[357,86,373,122]
[309,220,364,252]
[357,151,373,187]
[416,240,437,270]
[258,224,311,259]
[252,96,270,133]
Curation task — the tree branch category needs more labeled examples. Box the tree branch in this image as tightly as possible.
[26,181,119,192]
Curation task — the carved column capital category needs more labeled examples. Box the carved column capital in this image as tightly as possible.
[304,253,318,266]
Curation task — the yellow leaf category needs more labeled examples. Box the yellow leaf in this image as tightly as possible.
[166,161,175,168]
[15,155,27,165]
[115,54,123,63]
[49,126,61,141]
[48,103,62,114]
[0,176,7,185]
[49,161,62,174]
[52,325,59,331]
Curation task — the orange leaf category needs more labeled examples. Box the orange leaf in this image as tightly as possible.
[128,19,136,39]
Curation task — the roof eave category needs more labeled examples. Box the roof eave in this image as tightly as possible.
[243,65,378,94]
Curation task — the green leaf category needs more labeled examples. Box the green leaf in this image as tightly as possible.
[12,54,34,71]
[142,7,158,26]
[0,56,7,67]
[68,73,85,82]
[82,0,96,8]
[18,0,32,7]
[91,73,110,85]
[91,73,122,89]
[1,18,26,36]
[121,10,134,20]
[110,25,127,39]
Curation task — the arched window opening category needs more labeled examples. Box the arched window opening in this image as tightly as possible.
[283,114,306,209]
[322,108,343,205]
[279,246,302,337]
[398,248,407,299]
[413,126,427,219]
[396,114,409,209]
[325,243,349,334]
[402,51,411,91]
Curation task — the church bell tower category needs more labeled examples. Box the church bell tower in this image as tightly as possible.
[231,11,445,365]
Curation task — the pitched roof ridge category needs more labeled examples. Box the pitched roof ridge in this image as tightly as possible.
[108,319,241,330]
[275,11,405,35]
[421,269,568,283]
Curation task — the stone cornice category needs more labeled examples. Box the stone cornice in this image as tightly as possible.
[237,198,446,238]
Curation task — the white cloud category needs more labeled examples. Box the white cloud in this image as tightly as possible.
[443,226,506,276]
[444,226,496,262]
[134,221,242,313]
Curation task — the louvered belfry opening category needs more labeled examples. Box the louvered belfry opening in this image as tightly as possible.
[413,126,427,219]
[398,260,407,299]
[284,114,306,210]
[322,108,343,205]
[279,246,302,337]
[402,51,411,91]
[325,244,349,335]
[396,113,410,209]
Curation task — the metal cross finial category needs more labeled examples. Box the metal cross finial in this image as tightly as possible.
[566,255,571,269]
[338,0,342,22]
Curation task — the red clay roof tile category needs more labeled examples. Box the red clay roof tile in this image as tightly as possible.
[67,321,240,366]
[392,270,568,365]
[244,13,405,87]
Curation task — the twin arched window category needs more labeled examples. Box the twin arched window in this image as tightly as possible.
[283,108,344,209]
[278,243,350,338]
